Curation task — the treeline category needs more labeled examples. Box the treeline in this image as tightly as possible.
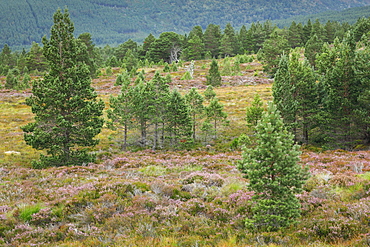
[2,0,370,49]
[0,17,359,79]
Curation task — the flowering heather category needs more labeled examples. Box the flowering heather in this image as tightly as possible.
[0,148,369,246]
[2,69,370,245]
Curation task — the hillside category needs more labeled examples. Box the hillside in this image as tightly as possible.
[2,0,370,49]
[274,4,370,27]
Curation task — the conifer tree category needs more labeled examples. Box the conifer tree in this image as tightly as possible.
[246,94,264,129]
[183,35,204,60]
[185,87,205,141]
[165,89,192,145]
[220,23,238,57]
[206,59,222,87]
[188,26,204,41]
[355,36,370,142]
[151,71,170,149]
[238,25,249,53]
[316,35,360,147]
[259,31,290,76]
[122,49,138,72]
[238,102,309,232]
[288,21,303,48]
[204,24,221,58]
[5,68,20,89]
[304,34,323,68]
[142,33,156,56]
[204,85,216,101]
[131,80,156,147]
[108,78,134,150]
[273,51,318,144]
[19,73,31,90]
[25,42,48,72]
[302,19,313,45]
[273,54,297,131]
[22,9,104,168]
[77,33,98,77]
[205,97,227,139]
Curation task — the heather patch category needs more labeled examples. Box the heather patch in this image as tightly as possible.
[2,60,370,245]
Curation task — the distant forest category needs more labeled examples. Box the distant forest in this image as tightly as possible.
[1,0,370,50]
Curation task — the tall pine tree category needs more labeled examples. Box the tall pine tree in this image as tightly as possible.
[22,9,104,168]
[316,34,361,147]
[238,102,309,232]
[206,59,222,87]
[273,51,318,144]
[185,87,205,141]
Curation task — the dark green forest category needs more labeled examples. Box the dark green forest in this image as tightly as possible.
[1,0,370,50]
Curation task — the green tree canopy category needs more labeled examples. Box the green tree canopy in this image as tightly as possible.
[22,8,104,168]
[206,59,222,87]
[239,102,309,232]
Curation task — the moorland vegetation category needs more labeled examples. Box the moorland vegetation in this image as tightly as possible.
[0,7,370,247]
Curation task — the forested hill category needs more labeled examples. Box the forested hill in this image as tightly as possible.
[2,0,370,49]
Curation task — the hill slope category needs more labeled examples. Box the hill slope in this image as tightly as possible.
[1,0,370,49]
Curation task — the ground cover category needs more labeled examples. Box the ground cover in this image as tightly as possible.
[0,59,369,246]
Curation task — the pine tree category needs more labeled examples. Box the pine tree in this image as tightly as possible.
[205,97,227,139]
[259,31,290,76]
[304,34,323,68]
[151,71,170,149]
[142,33,156,56]
[131,81,156,147]
[19,73,31,90]
[183,35,204,60]
[0,44,15,68]
[108,77,134,150]
[77,33,98,77]
[206,59,222,86]
[121,49,138,72]
[302,19,313,45]
[273,51,318,144]
[246,94,264,129]
[165,89,192,145]
[316,35,360,147]
[273,54,296,130]
[238,25,249,53]
[25,42,48,72]
[204,85,216,101]
[5,68,20,89]
[220,23,238,57]
[288,21,303,48]
[204,24,221,58]
[238,102,309,232]
[185,87,205,141]
[22,9,104,168]
[355,36,370,143]
[188,25,204,41]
